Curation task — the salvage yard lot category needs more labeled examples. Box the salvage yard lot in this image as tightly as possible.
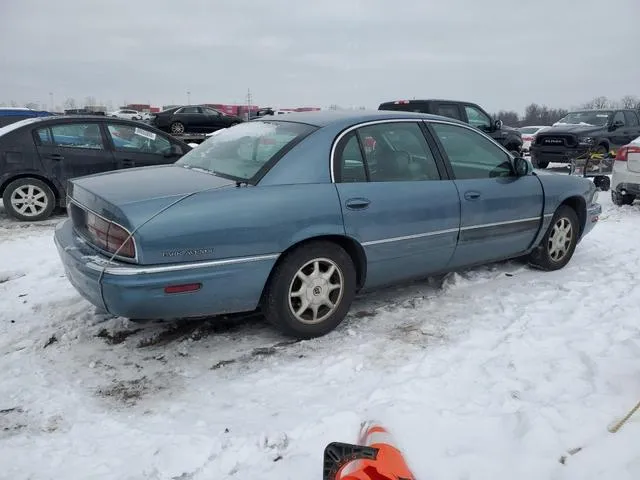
[1,192,639,479]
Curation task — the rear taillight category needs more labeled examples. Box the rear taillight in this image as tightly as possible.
[616,145,640,161]
[86,212,136,259]
[523,136,533,141]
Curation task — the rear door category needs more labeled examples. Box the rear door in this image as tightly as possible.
[105,122,184,168]
[334,120,460,288]
[428,121,544,268]
[34,121,116,187]
[173,106,202,132]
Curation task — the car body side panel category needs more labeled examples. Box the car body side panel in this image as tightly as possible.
[136,183,345,264]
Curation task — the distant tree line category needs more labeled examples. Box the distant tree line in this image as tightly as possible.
[493,95,640,127]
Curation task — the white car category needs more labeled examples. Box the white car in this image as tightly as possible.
[518,125,549,154]
[611,135,640,206]
[108,109,142,120]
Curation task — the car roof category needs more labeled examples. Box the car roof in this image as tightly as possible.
[255,109,466,128]
[379,99,480,105]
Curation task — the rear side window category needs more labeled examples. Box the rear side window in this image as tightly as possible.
[378,102,429,113]
[38,123,104,150]
[107,124,171,154]
[624,111,639,126]
[435,104,463,120]
[337,132,367,183]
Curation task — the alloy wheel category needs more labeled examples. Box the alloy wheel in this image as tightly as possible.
[548,217,573,262]
[10,184,49,217]
[288,258,344,325]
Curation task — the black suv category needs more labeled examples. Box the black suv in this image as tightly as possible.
[531,109,640,169]
[378,99,523,154]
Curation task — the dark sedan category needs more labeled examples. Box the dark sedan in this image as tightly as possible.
[150,105,243,135]
[0,116,191,221]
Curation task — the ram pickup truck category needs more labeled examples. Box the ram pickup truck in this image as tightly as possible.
[530,109,640,169]
[378,99,523,154]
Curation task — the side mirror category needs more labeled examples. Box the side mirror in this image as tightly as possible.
[494,119,503,130]
[513,156,531,176]
[609,120,624,131]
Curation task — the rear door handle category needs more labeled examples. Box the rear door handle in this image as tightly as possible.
[48,153,64,161]
[464,191,481,201]
[345,198,371,210]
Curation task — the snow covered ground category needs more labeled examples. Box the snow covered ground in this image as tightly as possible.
[1,191,639,480]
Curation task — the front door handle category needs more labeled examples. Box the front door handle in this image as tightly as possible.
[48,153,64,161]
[345,198,371,210]
[464,191,481,201]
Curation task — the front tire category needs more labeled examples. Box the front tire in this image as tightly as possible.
[532,157,549,169]
[528,205,579,271]
[2,178,55,221]
[262,241,356,339]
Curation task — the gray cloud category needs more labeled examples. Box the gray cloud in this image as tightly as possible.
[1,0,638,113]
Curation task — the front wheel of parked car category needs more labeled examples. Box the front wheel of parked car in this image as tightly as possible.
[612,190,635,206]
[528,205,579,271]
[3,177,56,221]
[262,241,357,339]
[170,121,185,134]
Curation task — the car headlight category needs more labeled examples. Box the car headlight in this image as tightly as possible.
[578,137,595,145]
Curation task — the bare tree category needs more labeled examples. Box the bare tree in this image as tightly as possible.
[583,96,612,109]
[619,95,639,109]
[84,96,97,107]
[10,100,18,107]
[493,110,520,127]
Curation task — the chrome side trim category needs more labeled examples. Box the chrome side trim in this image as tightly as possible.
[460,216,540,231]
[361,216,543,247]
[362,227,458,246]
[86,253,280,276]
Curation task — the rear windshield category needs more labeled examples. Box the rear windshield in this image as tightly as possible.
[175,120,316,183]
[379,102,429,113]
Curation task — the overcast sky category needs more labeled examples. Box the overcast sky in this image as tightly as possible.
[1,0,638,113]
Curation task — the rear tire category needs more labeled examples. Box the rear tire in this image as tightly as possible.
[611,190,635,206]
[528,205,579,271]
[593,176,610,191]
[2,177,55,221]
[262,241,356,339]
[170,121,185,135]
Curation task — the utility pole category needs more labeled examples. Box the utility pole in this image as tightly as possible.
[187,90,191,105]
[246,88,252,121]
[49,92,53,111]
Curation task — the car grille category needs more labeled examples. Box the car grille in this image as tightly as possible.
[535,134,577,147]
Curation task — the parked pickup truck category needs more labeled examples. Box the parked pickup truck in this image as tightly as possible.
[530,109,640,169]
[378,99,523,154]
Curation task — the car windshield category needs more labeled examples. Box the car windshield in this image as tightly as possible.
[555,111,612,126]
[175,120,316,183]
[518,127,541,134]
[0,117,43,137]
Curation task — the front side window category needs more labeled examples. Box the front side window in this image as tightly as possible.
[204,108,222,116]
[356,122,440,182]
[556,111,612,126]
[40,123,104,150]
[612,111,626,126]
[464,105,491,130]
[432,123,513,180]
[624,111,639,127]
[176,120,315,183]
[107,124,172,154]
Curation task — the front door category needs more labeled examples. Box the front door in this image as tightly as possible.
[105,122,183,169]
[34,121,115,191]
[428,121,544,268]
[333,121,461,289]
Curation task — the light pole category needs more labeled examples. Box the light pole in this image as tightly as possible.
[187,90,191,105]
[49,92,53,111]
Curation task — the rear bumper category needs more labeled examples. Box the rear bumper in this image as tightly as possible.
[55,219,278,320]
[612,163,640,195]
[614,182,640,196]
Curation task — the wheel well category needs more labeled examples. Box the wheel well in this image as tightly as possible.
[0,174,61,202]
[560,196,586,235]
[263,235,367,296]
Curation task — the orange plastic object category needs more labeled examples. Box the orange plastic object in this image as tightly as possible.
[337,422,416,480]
